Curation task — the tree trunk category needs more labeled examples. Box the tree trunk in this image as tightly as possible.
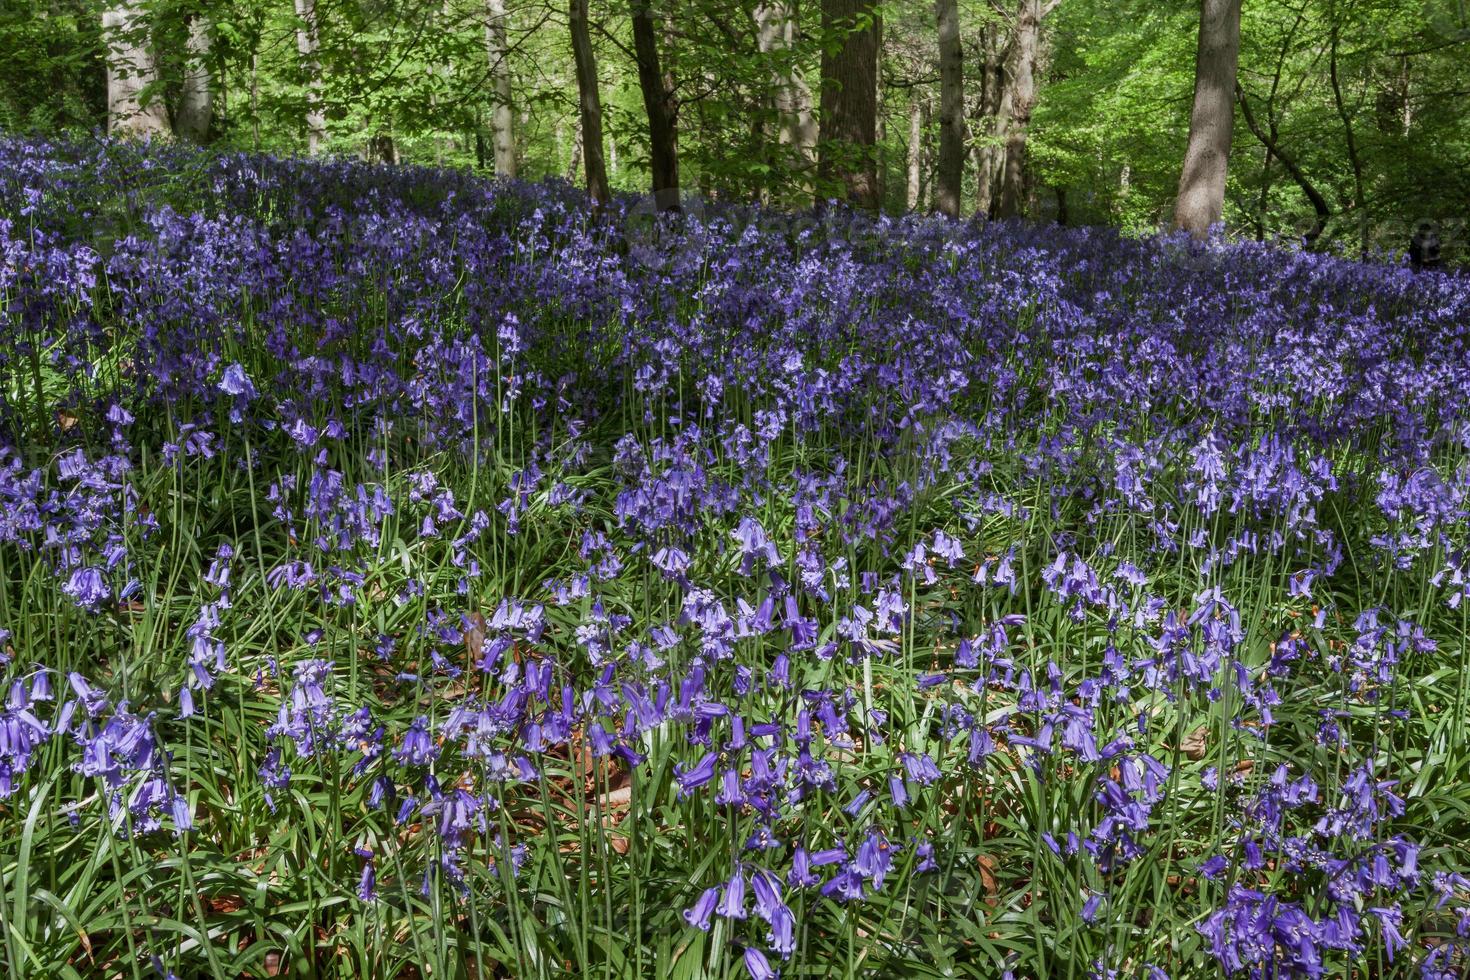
[934,0,964,217]
[485,0,516,177]
[995,0,1051,219]
[630,0,679,209]
[569,0,610,205]
[1328,3,1365,252]
[102,3,170,137]
[971,22,1007,217]
[174,15,211,142]
[818,0,881,209]
[874,55,885,205]
[1172,0,1242,237]
[293,0,327,155]
[753,2,818,180]
[1254,143,1271,240]
[367,132,398,164]
[250,48,261,151]
[1398,56,1411,134]
[905,95,925,211]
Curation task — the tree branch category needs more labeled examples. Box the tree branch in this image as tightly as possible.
[1236,82,1331,247]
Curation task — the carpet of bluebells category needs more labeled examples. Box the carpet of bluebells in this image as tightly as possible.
[2,136,1470,980]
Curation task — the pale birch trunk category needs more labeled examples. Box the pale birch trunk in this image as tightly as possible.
[754,2,818,176]
[485,0,516,177]
[175,16,212,143]
[971,22,1008,217]
[906,96,925,211]
[102,3,170,138]
[294,0,328,155]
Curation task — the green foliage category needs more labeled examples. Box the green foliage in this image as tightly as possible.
[2,1,1467,252]
[0,0,107,132]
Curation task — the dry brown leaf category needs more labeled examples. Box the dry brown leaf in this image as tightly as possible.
[1181,725,1209,760]
[203,894,246,915]
[976,853,999,905]
[464,611,487,674]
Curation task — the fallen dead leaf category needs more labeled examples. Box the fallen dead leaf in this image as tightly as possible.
[1181,725,1209,760]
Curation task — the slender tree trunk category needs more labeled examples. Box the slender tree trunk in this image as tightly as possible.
[818,0,881,209]
[485,0,516,177]
[250,48,260,151]
[906,96,925,211]
[995,0,1052,219]
[754,2,818,180]
[174,14,211,142]
[874,56,886,205]
[934,0,964,216]
[561,120,579,181]
[367,132,398,164]
[1254,144,1271,240]
[630,0,679,209]
[1398,56,1411,134]
[1328,3,1365,252]
[293,0,327,155]
[569,0,610,204]
[972,22,1007,217]
[1172,0,1242,237]
[102,3,170,137]
[566,126,583,182]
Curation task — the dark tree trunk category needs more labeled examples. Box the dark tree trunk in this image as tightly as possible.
[630,0,679,209]
[934,0,964,217]
[569,0,610,205]
[1173,0,1242,237]
[818,0,881,209]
